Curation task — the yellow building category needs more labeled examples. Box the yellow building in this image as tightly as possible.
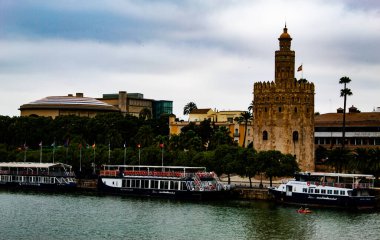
[19,93,119,118]
[169,109,253,147]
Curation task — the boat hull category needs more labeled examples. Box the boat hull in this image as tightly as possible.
[0,181,77,192]
[269,188,376,210]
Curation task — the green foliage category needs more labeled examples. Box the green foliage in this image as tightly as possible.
[256,150,299,186]
[183,102,197,115]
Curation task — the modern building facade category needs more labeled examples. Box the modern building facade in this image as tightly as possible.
[252,26,315,171]
[99,91,172,119]
[169,109,253,147]
[19,93,119,118]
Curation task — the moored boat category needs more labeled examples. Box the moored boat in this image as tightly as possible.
[0,162,77,191]
[269,172,376,210]
[98,165,231,200]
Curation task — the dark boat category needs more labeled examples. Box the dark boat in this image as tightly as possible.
[98,165,231,200]
[269,172,376,210]
[0,162,77,191]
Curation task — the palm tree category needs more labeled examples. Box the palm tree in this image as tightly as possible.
[183,102,197,115]
[240,111,253,147]
[139,108,152,120]
[135,125,154,147]
[339,76,353,150]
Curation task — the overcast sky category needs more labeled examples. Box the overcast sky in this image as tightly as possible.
[0,0,379,119]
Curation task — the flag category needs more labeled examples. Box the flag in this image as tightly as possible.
[23,142,28,150]
[137,144,141,148]
[92,143,96,149]
[297,65,303,72]
[51,142,55,147]
[39,141,42,147]
[123,142,126,148]
[159,143,164,148]
[79,143,82,149]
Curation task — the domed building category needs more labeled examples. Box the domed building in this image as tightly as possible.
[19,93,119,118]
[252,25,315,171]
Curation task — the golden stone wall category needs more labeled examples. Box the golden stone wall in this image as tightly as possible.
[252,26,315,171]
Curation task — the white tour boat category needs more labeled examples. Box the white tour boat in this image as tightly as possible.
[0,162,77,190]
[269,172,376,210]
[98,165,231,200]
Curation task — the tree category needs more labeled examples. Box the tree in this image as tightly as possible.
[339,76,353,150]
[139,108,152,120]
[239,111,252,148]
[183,102,197,115]
[134,125,154,147]
[256,150,282,187]
[368,148,380,180]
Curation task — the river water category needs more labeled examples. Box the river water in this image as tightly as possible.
[0,191,379,240]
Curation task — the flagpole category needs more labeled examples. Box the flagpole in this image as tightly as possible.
[79,145,82,172]
[24,142,27,162]
[161,147,164,167]
[39,141,42,163]
[123,142,126,165]
[52,139,55,163]
[108,141,111,163]
[138,148,141,165]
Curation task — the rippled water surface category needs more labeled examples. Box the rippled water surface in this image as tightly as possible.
[0,191,379,240]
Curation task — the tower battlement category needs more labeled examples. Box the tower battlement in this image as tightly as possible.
[254,80,315,93]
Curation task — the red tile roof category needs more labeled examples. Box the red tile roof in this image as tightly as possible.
[315,112,380,127]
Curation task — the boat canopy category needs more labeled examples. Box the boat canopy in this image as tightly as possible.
[298,172,375,179]
[101,165,206,172]
[0,162,72,169]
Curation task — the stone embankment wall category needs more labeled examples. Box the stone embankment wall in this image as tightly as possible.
[232,187,272,200]
[77,179,97,190]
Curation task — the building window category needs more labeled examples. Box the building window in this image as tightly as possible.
[294,107,297,113]
[265,107,267,112]
[293,131,299,142]
[263,131,268,140]
[248,129,251,136]
[278,107,282,112]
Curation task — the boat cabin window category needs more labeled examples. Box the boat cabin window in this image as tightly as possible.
[181,182,187,190]
[152,180,159,189]
[142,180,149,189]
[308,188,314,193]
[340,190,346,196]
[327,190,332,194]
[315,189,320,194]
[333,190,339,195]
[321,189,326,194]
[302,188,307,193]
[173,181,179,190]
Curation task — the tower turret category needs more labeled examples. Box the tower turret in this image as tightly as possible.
[275,24,295,83]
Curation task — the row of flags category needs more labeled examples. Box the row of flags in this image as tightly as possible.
[19,142,165,150]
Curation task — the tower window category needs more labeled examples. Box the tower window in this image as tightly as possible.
[265,107,267,112]
[294,107,297,113]
[279,107,282,112]
[293,131,299,142]
[263,131,268,140]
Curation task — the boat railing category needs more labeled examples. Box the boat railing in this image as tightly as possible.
[306,181,374,189]
[100,170,184,178]
[1,170,75,177]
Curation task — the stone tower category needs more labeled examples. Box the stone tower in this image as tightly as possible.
[252,25,315,171]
